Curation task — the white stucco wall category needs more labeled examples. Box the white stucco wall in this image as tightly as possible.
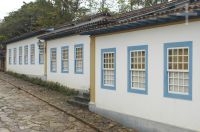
[6,36,45,77]
[95,21,200,131]
[46,35,90,91]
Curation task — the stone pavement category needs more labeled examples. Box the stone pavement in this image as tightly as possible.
[0,72,135,132]
[0,78,95,132]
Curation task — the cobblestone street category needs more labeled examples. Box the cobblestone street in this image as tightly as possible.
[0,79,95,132]
[0,73,135,132]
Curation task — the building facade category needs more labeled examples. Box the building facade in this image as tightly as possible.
[45,35,90,91]
[86,0,200,132]
[5,31,47,79]
[89,21,200,132]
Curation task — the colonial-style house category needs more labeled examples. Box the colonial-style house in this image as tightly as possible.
[4,30,49,79]
[80,0,200,132]
[3,0,200,131]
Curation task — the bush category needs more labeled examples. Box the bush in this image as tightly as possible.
[6,71,79,96]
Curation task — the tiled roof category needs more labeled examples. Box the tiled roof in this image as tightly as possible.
[2,29,51,45]
[38,12,112,40]
[81,0,200,35]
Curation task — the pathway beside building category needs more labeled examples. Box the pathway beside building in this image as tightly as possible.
[0,72,135,132]
[0,78,95,132]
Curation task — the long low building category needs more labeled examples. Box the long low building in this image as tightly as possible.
[4,12,110,92]
[2,0,200,131]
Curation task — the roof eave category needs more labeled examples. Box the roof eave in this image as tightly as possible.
[2,29,49,45]
[81,14,200,36]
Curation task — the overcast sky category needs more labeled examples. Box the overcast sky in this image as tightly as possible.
[0,0,35,20]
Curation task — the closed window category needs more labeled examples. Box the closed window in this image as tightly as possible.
[164,41,192,100]
[74,44,83,74]
[39,47,44,64]
[30,44,35,64]
[19,47,22,65]
[168,48,189,93]
[13,48,17,64]
[50,48,57,72]
[128,45,148,94]
[9,49,12,64]
[101,48,116,90]
[61,46,69,73]
[24,45,28,64]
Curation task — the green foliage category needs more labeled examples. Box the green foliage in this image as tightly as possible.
[6,71,79,96]
[0,0,169,40]
[0,35,7,42]
[0,0,88,39]
[117,0,169,12]
[143,0,169,7]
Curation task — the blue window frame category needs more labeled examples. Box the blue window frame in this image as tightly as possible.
[24,45,28,64]
[61,46,69,73]
[39,47,44,64]
[74,44,83,74]
[127,45,148,94]
[101,48,116,90]
[30,44,35,64]
[164,41,192,100]
[8,49,12,65]
[50,48,57,72]
[19,47,22,65]
[13,48,17,65]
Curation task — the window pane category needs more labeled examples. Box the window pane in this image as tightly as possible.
[24,46,28,64]
[39,54,44,64]
[51,49,56,72]
[174,49,178,55]
[62,47,68,72]
[13,48,17,64]
[184,48,188,55]
[168,48,189,70]
[168,71,189,94]
[169,49,172,55]
[102,50,115,87]
[130,49,146,90]
[131,71,146,89]
[75,46,83,73]
[178,49,183,55]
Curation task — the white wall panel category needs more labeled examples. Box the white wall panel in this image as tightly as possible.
[6,36,44,77]
[47,35,90,91]
[95,21,200,131]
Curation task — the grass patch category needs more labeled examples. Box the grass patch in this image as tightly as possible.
[6,71,79,96]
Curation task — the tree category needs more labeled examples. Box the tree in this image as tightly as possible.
[98,0,111,12]
[129,0,143,10]
[117,0,129,12]
[143,0,169,7]
[0,0,57,38]
[0,0,83,39]
[86,0,99,14]
[0,35,7,42]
